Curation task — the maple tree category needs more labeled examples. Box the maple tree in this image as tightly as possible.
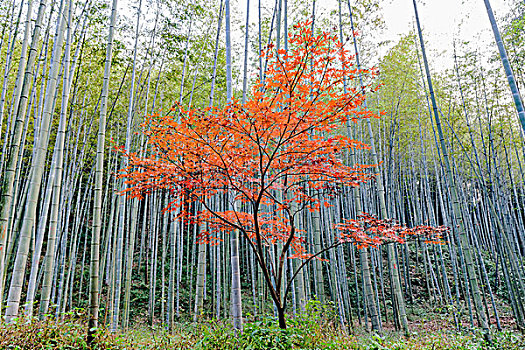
[120,21,446,329]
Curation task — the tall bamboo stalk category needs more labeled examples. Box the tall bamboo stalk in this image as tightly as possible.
[412,0,490,336]
[483,0,525,138]
[88,0,118,344]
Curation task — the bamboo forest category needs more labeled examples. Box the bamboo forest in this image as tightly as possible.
[1,0,525,348]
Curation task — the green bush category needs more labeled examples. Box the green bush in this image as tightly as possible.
[0,305,523,350]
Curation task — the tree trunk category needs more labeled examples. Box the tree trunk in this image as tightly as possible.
[88,0,118,344]
[277,305,287,329]
[483,0,525,137]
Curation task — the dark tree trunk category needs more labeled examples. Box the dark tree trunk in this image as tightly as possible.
[277,306,287,329]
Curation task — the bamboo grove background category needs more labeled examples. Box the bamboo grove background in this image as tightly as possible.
[0,0,524,335]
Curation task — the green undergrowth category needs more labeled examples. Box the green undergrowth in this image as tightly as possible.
[1,306,523,349]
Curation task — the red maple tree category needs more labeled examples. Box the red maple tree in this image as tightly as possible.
[120,21,446,329]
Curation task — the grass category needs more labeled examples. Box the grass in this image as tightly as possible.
[0,305,523,349]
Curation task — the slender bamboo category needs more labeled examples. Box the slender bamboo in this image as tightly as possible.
[412,0,490,336]
[483,0,525,137]
[88,0,118,343]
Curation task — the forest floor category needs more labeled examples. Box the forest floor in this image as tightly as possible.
[1,310,524,349]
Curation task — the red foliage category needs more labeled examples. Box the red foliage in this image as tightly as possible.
[119,21,446,279]
[336,213,448,249]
